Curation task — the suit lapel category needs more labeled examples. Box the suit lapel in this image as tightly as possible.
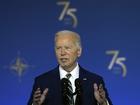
[78,66,95,105]
[79,66,89,87]
[78,67,88,105]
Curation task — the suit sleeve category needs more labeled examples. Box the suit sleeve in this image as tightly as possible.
[27,78,39,105]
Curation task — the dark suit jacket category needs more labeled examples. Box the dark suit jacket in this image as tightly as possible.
[27,66,112,105]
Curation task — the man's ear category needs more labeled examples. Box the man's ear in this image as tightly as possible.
[77,47,82,57]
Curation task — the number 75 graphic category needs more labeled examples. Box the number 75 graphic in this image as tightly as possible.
[106,50,127,77]
[57,1,78,28]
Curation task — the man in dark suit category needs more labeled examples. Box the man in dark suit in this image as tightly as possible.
[28,30,112,105]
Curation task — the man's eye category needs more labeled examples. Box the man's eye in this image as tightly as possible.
[65,47,71,49]
[56,47,61,50]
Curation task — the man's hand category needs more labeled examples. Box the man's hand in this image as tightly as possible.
[94,83,107,105]
[33,88,48,105]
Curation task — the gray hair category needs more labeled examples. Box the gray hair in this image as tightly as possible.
[55,30,82,48]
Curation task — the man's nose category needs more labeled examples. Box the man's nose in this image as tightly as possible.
[60,48,66,55]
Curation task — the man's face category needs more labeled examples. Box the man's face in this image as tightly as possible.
[55,34,81,71]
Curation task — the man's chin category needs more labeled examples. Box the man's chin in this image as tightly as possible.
[60,65,68,68]
[60,64,69,69]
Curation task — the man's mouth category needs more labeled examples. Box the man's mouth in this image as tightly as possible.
[60,58,68,62]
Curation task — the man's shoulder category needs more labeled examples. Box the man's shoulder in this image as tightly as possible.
[80,66,103,80]
[35,66,59,80]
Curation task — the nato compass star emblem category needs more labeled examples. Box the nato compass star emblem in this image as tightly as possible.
[5,52,32,77]
[10,56,28,77]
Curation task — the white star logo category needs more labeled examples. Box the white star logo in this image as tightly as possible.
[10,56,28,77]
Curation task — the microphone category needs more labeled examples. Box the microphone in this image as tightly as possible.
[61,78,83,105]
[61,78,69,95]
[74,78,82,105]
[61,78,69,86]
[73,78,82,95]
[61,78,82,96]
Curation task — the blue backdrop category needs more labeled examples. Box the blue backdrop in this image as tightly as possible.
[0,0,140,105]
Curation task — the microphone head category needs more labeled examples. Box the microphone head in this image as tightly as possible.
[74,78,82,95]
[61,78,69,84]
[61,78,69,95]
[75,78,81,88]
[61,78,69,89]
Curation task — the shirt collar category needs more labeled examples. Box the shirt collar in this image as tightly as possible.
[59,63,79,79]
